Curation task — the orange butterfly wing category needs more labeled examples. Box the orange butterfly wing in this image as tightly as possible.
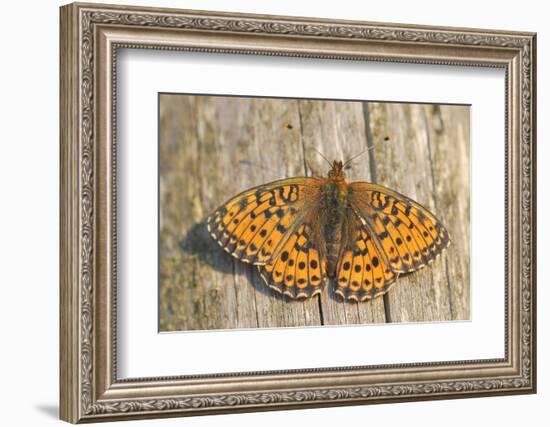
[334,182,450,301]
[207,177,328,298]
[258,222,327,299]
[334,213,397,301]
[349,182,450,272]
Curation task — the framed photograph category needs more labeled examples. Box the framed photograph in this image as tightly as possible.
[159,94,469,332]
[60,2,536,423]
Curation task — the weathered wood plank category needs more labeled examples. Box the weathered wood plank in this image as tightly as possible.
[239,98,322,329]
[366,103,469,322]
[160,95,322,331]
[296,99,387,325]
[160,96,248,331]
[428,105,471,320]
[367,102,449,323]
[159,95,470,331]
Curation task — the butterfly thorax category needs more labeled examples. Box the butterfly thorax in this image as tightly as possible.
[322,161,350,277]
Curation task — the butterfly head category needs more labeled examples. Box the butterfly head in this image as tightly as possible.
[327,160,346,181]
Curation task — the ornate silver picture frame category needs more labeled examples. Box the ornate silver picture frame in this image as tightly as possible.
[60,2,536,423]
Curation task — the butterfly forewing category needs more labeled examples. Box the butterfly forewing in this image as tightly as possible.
[349,182,450,273]
[207,177,323,265]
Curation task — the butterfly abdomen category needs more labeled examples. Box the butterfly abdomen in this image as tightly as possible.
[322,180,348,278]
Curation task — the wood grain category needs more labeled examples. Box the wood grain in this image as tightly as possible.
[158,95,470,331]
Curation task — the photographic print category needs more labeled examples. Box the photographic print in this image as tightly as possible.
[159,94,470,332]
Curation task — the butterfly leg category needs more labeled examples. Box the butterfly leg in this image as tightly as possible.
[306,160,321,177]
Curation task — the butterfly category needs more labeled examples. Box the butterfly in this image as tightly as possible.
[207,159,450,302]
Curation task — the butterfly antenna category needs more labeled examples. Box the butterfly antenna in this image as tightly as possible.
[343,147,372,168]
[343,136,391,168]
[313,148,332,167]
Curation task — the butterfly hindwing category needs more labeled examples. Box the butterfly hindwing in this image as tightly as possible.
[258,223,327,299]
[335,214,397,301]
[349,182,450,273]
[207,177,321,265]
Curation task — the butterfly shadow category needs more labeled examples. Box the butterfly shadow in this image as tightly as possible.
[179,221,416,305]
[179,220,318,303]
[179,219,235,275]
